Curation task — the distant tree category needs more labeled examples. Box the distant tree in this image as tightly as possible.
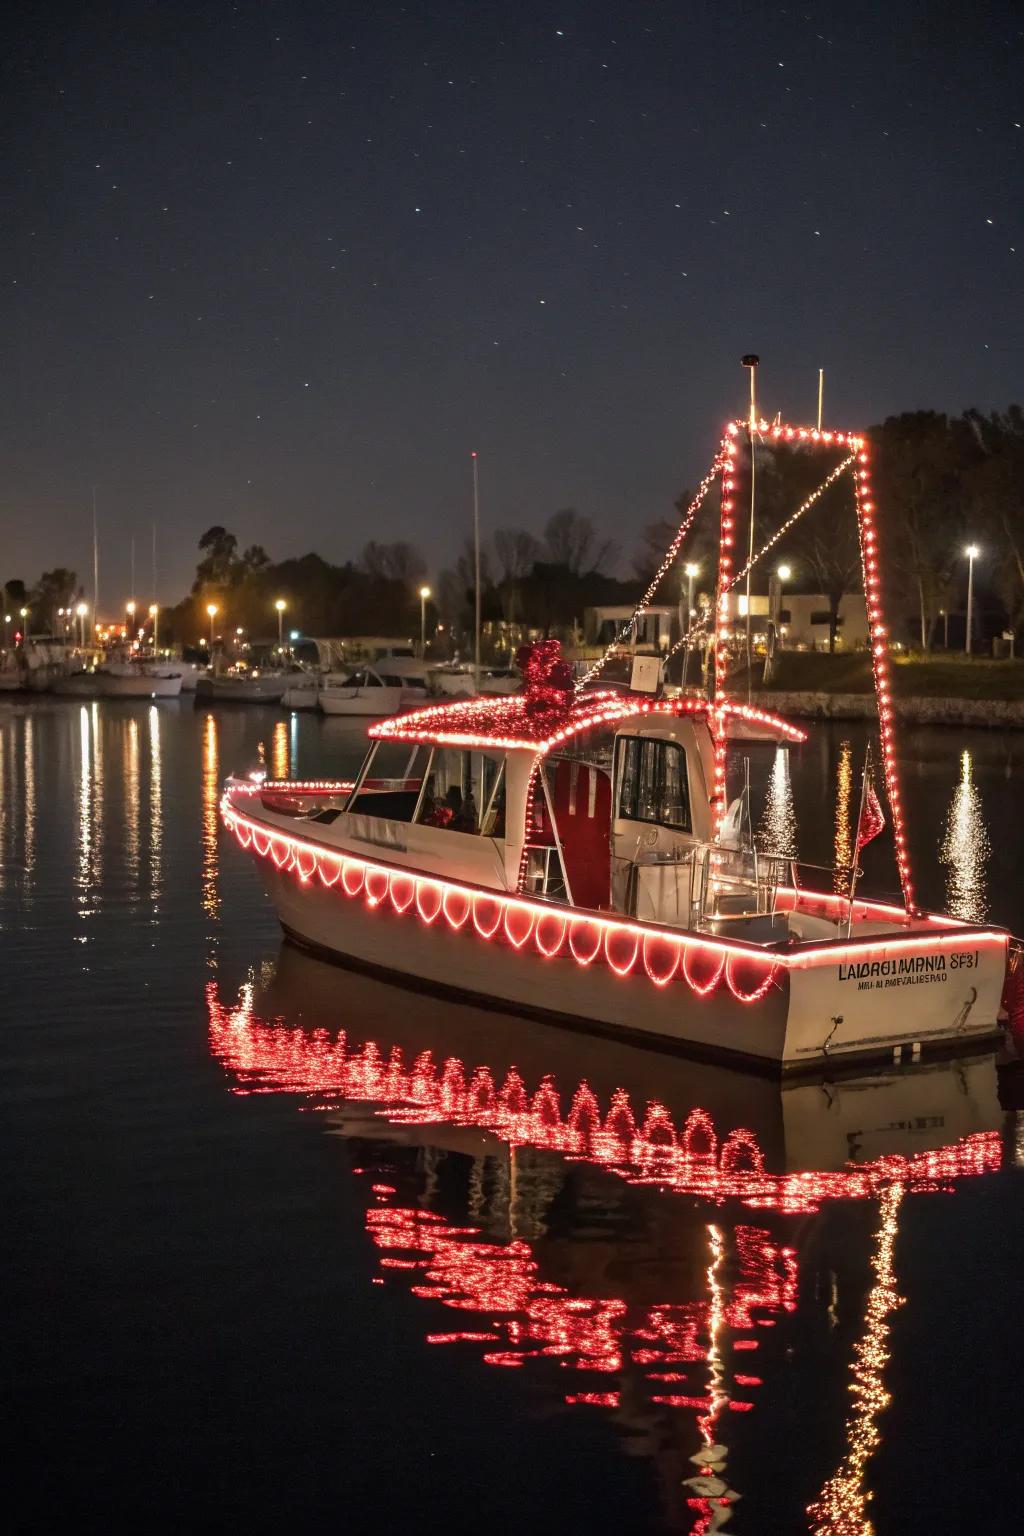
[360,540,426,584]
[493,528,542,582]
[493,527,542,627]
[2,577,28,613]
[240,543,271,573]
[30,567,78,632]
[543,509,618,575]
[963,406,1024,642]
[869,413,971,650]
[193,526,239,591]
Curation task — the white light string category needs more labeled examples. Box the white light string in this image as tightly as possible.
[577,449,727,688]
[662,452,856,668]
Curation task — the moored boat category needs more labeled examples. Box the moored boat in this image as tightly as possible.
[196,666,289,703]
[318,665,428,717]
[97,661,183,698]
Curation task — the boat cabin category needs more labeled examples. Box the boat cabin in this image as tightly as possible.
[298,689,809,941]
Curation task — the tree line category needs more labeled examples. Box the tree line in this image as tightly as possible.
[5,406,1022,655]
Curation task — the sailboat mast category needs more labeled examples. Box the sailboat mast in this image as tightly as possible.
[92,487,99,636]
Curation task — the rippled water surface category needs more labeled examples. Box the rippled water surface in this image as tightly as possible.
[3,698,1024,1532]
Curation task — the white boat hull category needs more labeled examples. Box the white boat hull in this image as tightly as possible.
[222,787,1008,1073]
[319,686,425,716]
[100,671,183,698]
[281,684,320,710]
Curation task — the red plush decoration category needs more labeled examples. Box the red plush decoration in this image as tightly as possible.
[515,639,575,719]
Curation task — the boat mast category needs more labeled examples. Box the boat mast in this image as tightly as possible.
[741,355,759,701]
[471,450,481,690]
[92,487,99,639]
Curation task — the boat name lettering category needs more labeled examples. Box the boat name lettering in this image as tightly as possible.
[838,953,953,985]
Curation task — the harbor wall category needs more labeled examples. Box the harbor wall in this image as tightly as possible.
[756,691,1024,729]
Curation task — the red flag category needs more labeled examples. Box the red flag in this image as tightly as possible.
[856,777,886,850]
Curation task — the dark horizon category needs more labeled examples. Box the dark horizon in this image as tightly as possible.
[2,1,1020,604]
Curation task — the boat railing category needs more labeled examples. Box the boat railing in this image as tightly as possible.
[690,842,789,928]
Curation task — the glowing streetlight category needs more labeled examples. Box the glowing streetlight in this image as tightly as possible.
[206,602,218,647]
[76,601,88,648]
[419,585,431,656]
[274,598,286,646]
[19,607,28,641]
[965,545,980,655]
[149,603,159,651]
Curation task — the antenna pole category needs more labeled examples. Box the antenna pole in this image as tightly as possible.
[817,367,824,432]
[472,451,481,691]
[741,355,760,701]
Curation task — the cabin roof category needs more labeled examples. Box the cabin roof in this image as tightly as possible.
[368,689,807,754]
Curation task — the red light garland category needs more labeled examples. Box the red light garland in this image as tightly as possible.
[222,785,1006,1005]
[852,444,916,911]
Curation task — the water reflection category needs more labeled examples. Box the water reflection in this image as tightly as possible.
[201,713,220,927]
[808,1182,904,1534]
[940,749,991,922]
[74,703,104,910]
[272,720,289,781]
[834,739,853,895]
[124,716,140,883]
[759,746,797,858]
[207,952,1007,1526]
[23,714,36,895]
[149,705,162,906]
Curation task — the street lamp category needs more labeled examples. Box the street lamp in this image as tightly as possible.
[3,613,10,649]
[275,598,286,647]
[149,603,159,652]
[207,602,218,648]
[419,585,431,656]
[20,606,28,641]
[965,545,980,655]
[77,601,88,648]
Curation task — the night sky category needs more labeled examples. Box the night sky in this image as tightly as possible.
[2,1,1021,606]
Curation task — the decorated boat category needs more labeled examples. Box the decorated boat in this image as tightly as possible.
[221,411,1014,1072]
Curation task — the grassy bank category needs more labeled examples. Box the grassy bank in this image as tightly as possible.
[751,652,1024,702]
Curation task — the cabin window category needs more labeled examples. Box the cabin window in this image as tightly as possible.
[343,741,429,822]
[615,736,691,832]
[414,748,505,836]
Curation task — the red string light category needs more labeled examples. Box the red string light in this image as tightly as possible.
[222,787,1005,1002]
[852,444,916,911]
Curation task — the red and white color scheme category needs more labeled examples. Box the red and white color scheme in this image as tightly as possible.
[222,418,1011,1071]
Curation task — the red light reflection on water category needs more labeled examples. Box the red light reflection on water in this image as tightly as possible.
[207,976,1003,1533]
[207,980,1001,1214]
[363,1180,793,1397]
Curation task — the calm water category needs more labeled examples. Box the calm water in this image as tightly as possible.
[3,697,1024,1533]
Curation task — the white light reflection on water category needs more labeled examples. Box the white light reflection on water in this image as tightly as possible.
[23,714,36,896]
[808,1182,905,1535]
[272,719,289,781]
[758,746,798,858]
[939,749,991,922]
[202,712,220,931]
[149,705,162,907]
[76,705,91,903]
[125,716,140,884]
